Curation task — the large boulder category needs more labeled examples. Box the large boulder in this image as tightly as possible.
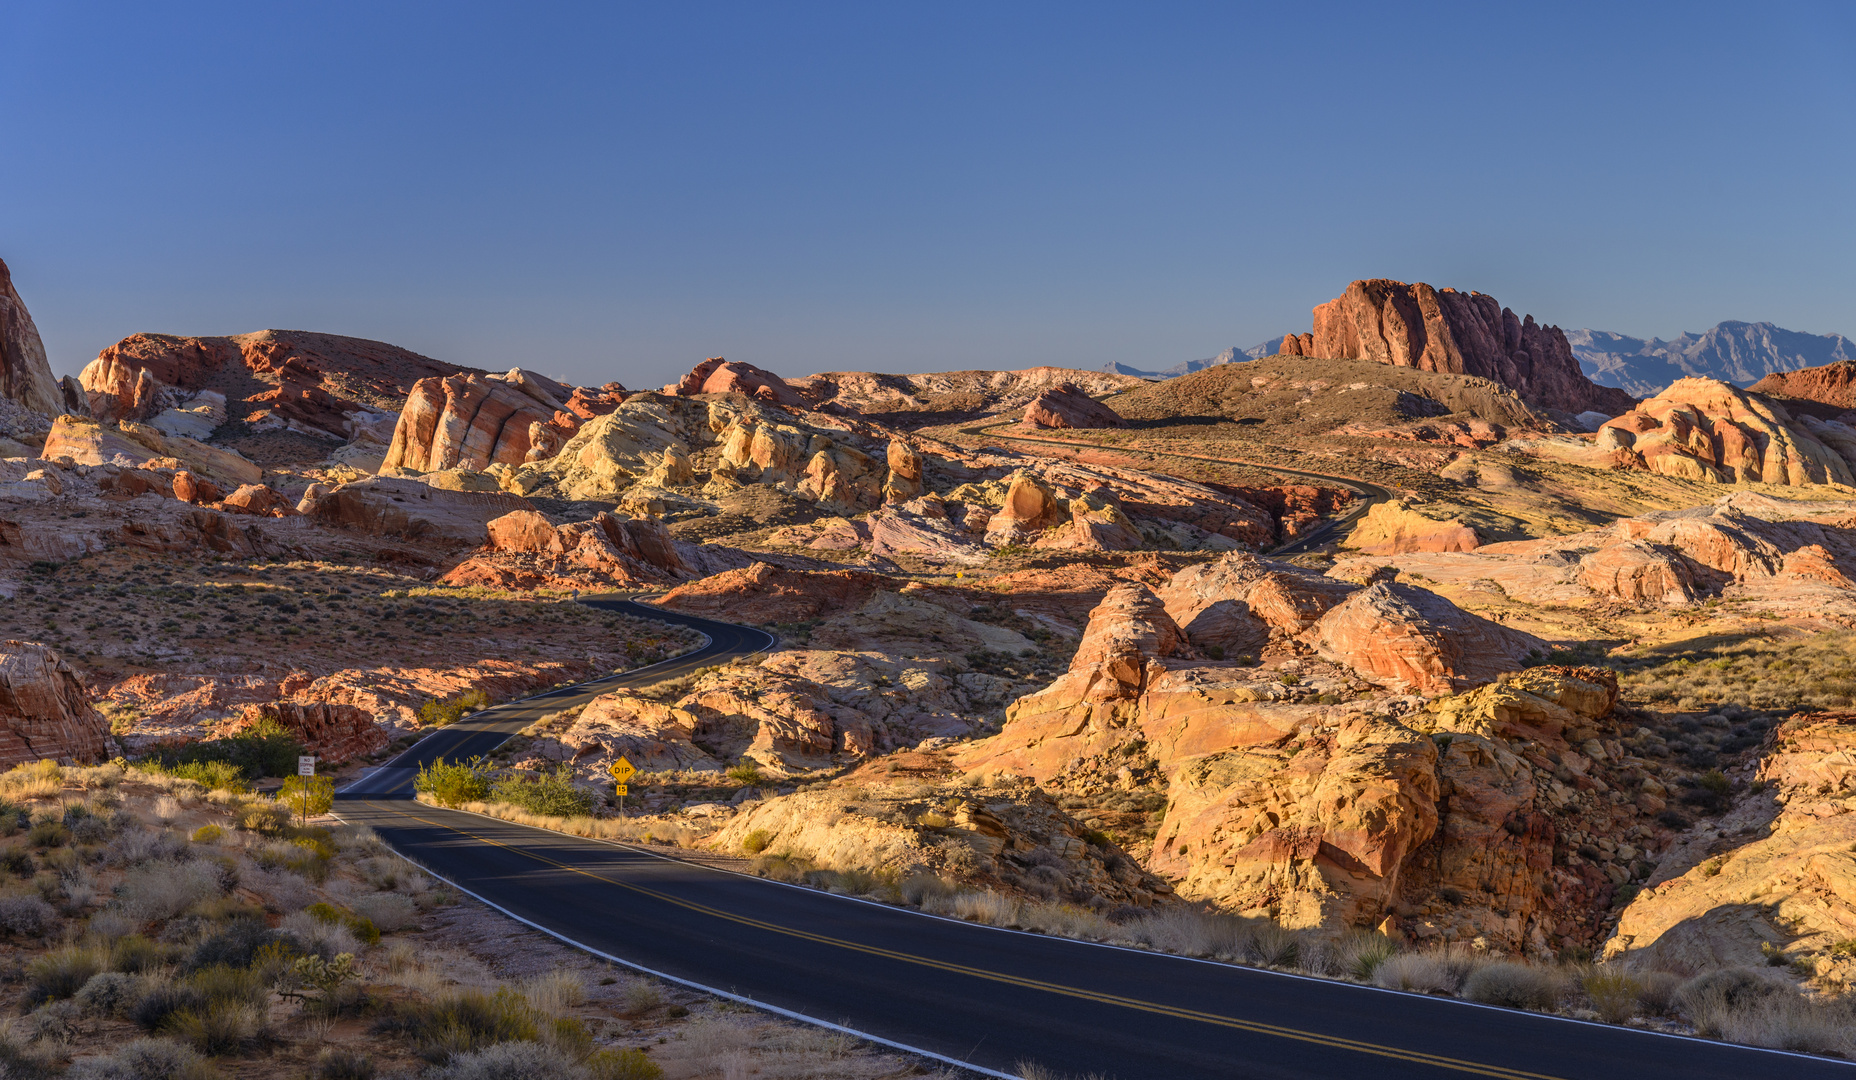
[1308,582,1545,694]
[0,642,109,767]
[382,372,589,472]
[656,564,883,624]
[668,357,805,408]
[1343,500,1480,555]
[0,259,62,416]
[297,476,532,545]
[1022,384,1125,429]
[1156,553,1352,656]
[1280,279,1636,416]
[41,416,263,487]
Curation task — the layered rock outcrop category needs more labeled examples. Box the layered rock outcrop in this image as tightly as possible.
[1747,359,1856,413]
[225,701,387,765]
[0,259,63,416]
[449,507,692,587]
[380,371,620,473]
[655,563,881,624]
[1022,384,1125,429]
[296,476,531,545]
[1279,279,1635,416]
[0,642,109,767]
[41,416,264,487]
[80,329,470,442]
[668,357,804,408]
[1596,378,1852,485]
[1606,711,1856,982]
[1343,500,1480,555]
[1308,582,1545,695]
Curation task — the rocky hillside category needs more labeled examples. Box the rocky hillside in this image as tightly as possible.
[1277,279,1637,418]
[789,366,1144,428]
[1571,322,1856,397]
[1748,358,1856,416]
[1589,378,1855,486]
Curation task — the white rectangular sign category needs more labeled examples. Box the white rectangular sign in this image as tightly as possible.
[298,756,317,776]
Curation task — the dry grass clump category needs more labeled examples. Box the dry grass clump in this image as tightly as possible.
[1461,962,1566,1011]
[1612,629,1856,713]
[438,798,708,847]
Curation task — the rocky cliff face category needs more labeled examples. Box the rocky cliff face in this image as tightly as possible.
[1597,378,1852,485]
[79,330,473,446]
[1747,360,1856,414]
[1279,279,1636,417]
[0,642,109,767]
[0,259,65,417]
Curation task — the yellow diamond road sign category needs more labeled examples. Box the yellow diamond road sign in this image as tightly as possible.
[609,757,636,784]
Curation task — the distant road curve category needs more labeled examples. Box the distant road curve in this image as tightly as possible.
[956,419,1395,555]
[333,602,1842,1080]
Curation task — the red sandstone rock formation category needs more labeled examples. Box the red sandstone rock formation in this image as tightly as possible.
[225,701,387,765]
[1280,279,1635,416]
[1308,582,1545,694]
[1748,360,1856,412]
[0,259,63,416]
[655,563,883,624]
[81,330,469,440]
[669,357,805,408]
[0,642,109,767]
[1597,378,1851,485]
[1022,384,1126,429]
[296,476,532,545]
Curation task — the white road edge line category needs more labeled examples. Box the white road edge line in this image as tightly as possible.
[347,834,1018,1080]
[409,790,1847,1067]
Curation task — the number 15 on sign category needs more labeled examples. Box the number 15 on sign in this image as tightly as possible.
[609,757,636,816]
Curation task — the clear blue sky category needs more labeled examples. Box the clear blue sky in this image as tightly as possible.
[5,2,1852,389]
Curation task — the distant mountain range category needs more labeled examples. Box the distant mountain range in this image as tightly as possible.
[1564,322,1856,398]
[1110,321,1855,397]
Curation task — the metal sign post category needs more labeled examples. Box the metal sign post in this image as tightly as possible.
[609,756,636,818]
[296,756,317,827]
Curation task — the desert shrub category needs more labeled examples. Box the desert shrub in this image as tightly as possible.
[188,824,223,844]
[1581,968,1643,1024]
[25,945,104,1004]
[520,970,586,1014]
[110,935,166,974]
[65,804,115,843]
[1706,990,1856,1055]
[163,999,270,1056]
[1017,901,1115,939]
[0,848,33,876]
[1636,969,1682,1014]
[0,895,55,936]
[144,717,304,783]
[1675,966,1791,1030]
[183,920,279,973]
[419,689,491,728]
[129,979,208,1032]
[236,802,291,835]
[900,873,955,905]
[74,971,140,1017]
[379,987,540,1062]
[1372,949,1484,995]
[65,1037,216,1080]
[278,775,336,822]
[619,980,662,1016]
[254,836,334,882]
[1244,922,1303,968]
[740,829,772,854]
[117,861,225,923]
[313,1048,377,1080]
[1332,932,1399,981]
[349,891,417,933]
[28,819,70,848]
[415,757,494,808]
[725,761,764,786]
[1124,908,1252,958]
[305,901,381,946]
[1462,962,1563,1010]
[586,1048,663,1080]
[105,828,188,867]
[428,1040,586,1080]
[0,1033,55,1080]
[282,909,363,961]
[490,764,594,818]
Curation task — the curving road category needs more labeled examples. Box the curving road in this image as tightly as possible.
[336,601,1842,1080]
[954,419,1395,556]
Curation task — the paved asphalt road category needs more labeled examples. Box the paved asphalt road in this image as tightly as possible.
[336,601,1844,1079]
[954,419,1395,556]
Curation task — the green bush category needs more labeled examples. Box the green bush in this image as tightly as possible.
[306,902,380,947]
[741,829,772,854]
[588,1047,665,1080]
[190,824,224,844]
[489,764,594,818]
[145,716,304,782]
[418,689,491,728]
[414,757,493,808]
[24,946,103,1004]
[279,774,336,821]
[725,760,765,785]
[26,820,68,848]
[381,987,539,1063]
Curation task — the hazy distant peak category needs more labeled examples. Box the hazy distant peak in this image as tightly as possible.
[1568,321,1856,397]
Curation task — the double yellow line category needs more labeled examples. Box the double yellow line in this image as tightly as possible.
[400,808,1564,1080]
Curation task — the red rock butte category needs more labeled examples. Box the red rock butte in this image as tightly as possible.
[1280,279,1637,417]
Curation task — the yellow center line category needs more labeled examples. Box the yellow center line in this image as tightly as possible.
[398,807,1565,1080]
